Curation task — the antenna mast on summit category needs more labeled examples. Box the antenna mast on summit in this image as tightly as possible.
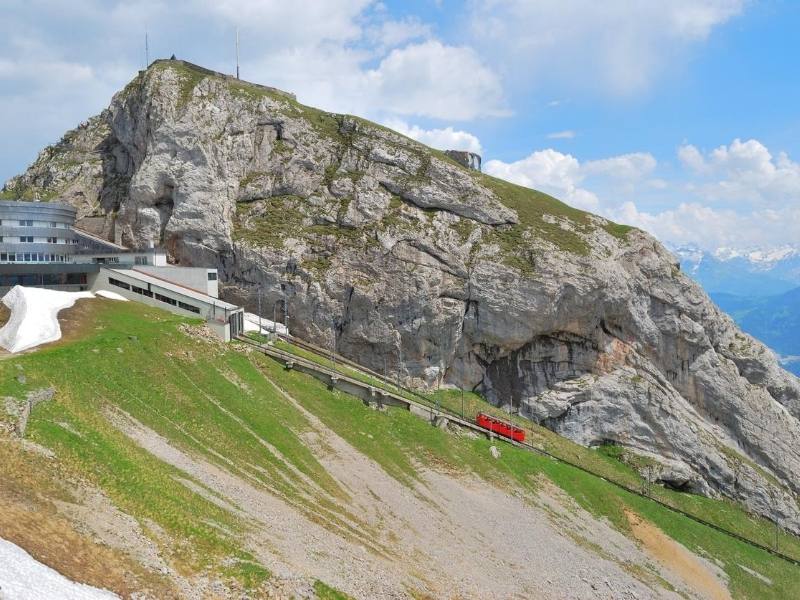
[145,29,150,68]
[235,27,240,79]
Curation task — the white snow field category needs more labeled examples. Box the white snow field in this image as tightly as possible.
[94,290,128,302]
[0,537,119,600]
[243,311,288,336]
[0,286,94,353]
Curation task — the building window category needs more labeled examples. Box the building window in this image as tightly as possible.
[178,301,201,314]
[108,278,131,290]
[50,222,57,228]
[135,256,149,265]
[207,272,217,281]
[154,292,177,306]
[19,236,33,243]
[47,237,58,244]
[18,220,33,227]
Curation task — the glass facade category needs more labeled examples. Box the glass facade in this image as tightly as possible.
[0,200,78,264]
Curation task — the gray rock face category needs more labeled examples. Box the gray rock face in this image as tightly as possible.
[5,59,800,532]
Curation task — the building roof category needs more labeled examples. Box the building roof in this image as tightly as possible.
[106,267,240,311]
[72,227,129,251]
[0,199,76,212]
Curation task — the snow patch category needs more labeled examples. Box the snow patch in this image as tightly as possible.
[243,312,288,336]
[95,290,128,302]
[0,537,119,599]
[0,286,94,353]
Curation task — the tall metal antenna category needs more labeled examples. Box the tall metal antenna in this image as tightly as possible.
[235,27,240,79]
[145,29,150,68]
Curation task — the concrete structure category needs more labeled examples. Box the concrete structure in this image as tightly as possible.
[444,150,481,171]
[0,199,243,341]
[94,268,243,341]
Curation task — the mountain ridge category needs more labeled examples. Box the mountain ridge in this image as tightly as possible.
[4,59,800,534]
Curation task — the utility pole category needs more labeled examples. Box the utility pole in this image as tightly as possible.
[273,301,277,334]
[257,286,262,335]
[331,320,337,372]
[397,341,402,389]
[235,27,240,80]
[284,298,290,337]
[461,387,465,418]
[775,519,779,552]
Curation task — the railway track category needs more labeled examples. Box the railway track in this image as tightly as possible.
[236,334,800,567]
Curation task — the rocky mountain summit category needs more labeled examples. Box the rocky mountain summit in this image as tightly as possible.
[5,59,800,532]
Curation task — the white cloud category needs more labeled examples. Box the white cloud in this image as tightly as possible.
[482,138,800,250]
[484,148,657,212]
[367,17,432,50]
[196,0,371,44]
[611,201,800,249]
[484,149,600,211]
[468,0,747,95]
[583,152,657,180]
[546,130,575,139]
[247,39,506,121]
[677,138,800,205]
[383,119,482,154]
[366,41,507,120]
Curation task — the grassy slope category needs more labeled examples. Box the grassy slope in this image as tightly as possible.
[1,301,798,599]
[254,333,800,567]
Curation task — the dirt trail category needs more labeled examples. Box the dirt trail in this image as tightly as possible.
[625,510,732,600]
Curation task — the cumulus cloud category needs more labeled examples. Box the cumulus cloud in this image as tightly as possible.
[469,0,747,95]
[484,137,798,250]
[366,41,507,120]
[582,153,657,180]
[611,201,800,249]
[484,148,657,212]
[383,119,482,154]
[677,138,800,205]
[484,149,600,211]
[196,0,371,44]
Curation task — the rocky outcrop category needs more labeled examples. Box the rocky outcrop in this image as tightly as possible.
[5,59,800,532]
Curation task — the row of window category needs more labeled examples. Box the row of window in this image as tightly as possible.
[108,278,201,314]
[0,235,75,244]
[0,273,87,287]
[0,219,69,228]
[0,253,68,263]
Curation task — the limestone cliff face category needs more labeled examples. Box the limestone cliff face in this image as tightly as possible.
[6,60,800,531]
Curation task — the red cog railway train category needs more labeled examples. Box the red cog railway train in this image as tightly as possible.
[475,412,526,443]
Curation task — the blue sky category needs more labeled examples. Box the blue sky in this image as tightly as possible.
[1,0,798,250]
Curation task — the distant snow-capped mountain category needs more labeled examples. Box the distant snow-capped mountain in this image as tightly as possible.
[668,243,800,377]
[668,243,800,296]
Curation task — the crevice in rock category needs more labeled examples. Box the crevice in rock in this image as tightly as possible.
[154,183,175,245]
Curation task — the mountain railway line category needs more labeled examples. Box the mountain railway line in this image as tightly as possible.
[236,334,800,568]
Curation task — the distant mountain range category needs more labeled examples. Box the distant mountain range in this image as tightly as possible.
[670,243,800,375]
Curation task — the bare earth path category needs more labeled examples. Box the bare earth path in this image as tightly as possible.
[626,510,732,600]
